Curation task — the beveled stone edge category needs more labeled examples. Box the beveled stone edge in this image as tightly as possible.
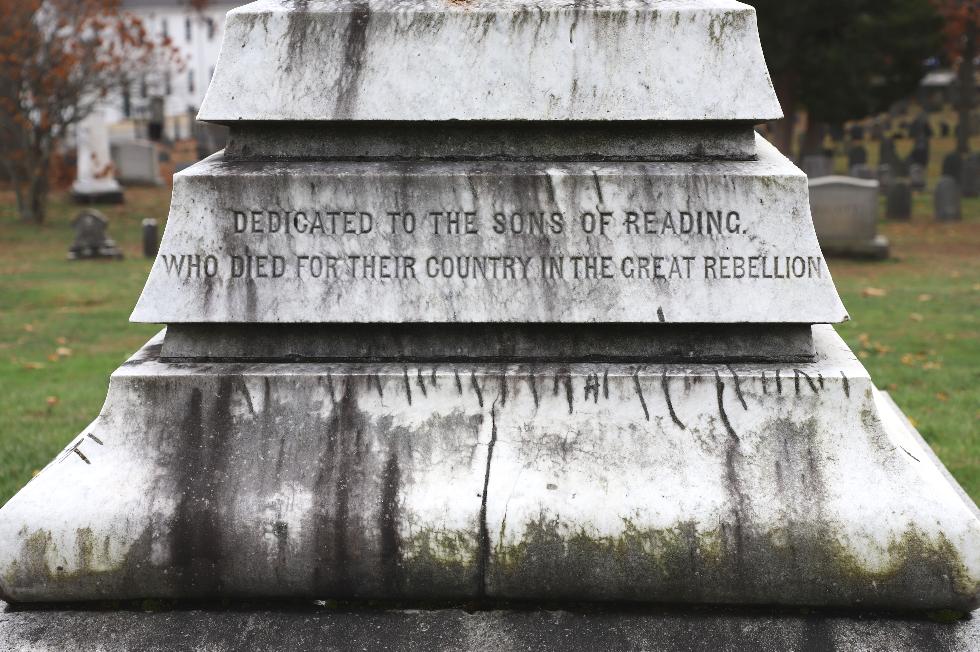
[159,323,815,363]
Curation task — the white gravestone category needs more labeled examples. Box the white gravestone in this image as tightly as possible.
[71,108,123,203]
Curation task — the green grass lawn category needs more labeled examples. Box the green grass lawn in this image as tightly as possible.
[0,184,978,506]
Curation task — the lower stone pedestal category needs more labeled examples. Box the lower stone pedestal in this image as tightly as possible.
[70,179,124,205]
[1,601,977,651]
[1,327,977,610]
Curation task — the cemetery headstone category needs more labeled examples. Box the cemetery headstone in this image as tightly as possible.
[943,152,963,180]
[2,1,977,647]
[934,176,962,221]
[71,108,124,204]
[909,163,927,191]
[962,154,980,198]
[910,114,933,141]
[111,139,162,186]
[879,137,897,166]
[808,176,888,258]
[940,121,951,137]
[847,144,868,168]
[849,124,864,141]
[849,163,875,179]
[877,163,894,192]
[67,209,123,260]
[142,218,159,258]
[909,137,930,167]
[886,181,913,220]
[801,154,833,178]
[891,157,910,178]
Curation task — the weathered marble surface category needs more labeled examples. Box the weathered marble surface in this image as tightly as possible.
[132,136,847,324]
[2,602,979,652]
[199,0,782,123]
[1,327,977,609]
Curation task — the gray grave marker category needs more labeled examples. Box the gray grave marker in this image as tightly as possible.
[111,140,162,186]
[935,176,962,221]
[886,181,912,220]
[909,163,927,191]
[808,176,888,258]
[67,209,123,260]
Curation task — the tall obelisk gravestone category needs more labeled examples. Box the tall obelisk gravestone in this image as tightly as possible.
[1,1,978,647]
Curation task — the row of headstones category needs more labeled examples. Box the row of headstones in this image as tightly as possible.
[804,145,972,222]
[827,113,980,143]
[829,110,974,143]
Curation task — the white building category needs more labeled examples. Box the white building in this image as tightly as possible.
[109,1,240,140]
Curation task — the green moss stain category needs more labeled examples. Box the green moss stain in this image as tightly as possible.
[490,518,977,609]
[491,517,727,601]
[75,527,95,572]
[828,529,977,604]
[3,526,159,601]
[400,528,481,597]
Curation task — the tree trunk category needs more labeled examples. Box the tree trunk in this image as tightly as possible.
[770,71,798,157]
[28,173,49,225]
[17,152,50,224]
[957,19,977,155]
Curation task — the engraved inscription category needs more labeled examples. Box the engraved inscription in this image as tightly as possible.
[158,206,823,284]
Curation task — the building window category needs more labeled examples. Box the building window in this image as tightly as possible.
[165,71,172,96]
[161,18,168,39]
[188,70,195,94]
[185,17,192,42]
[207,17,215,40]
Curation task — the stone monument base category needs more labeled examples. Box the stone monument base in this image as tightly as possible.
[1,601,977,651]
[1,327,977,610]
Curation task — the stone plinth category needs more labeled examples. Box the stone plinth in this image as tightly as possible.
[2,327,977,609]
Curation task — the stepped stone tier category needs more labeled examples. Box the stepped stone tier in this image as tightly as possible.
[199,0,783,123]
[1,1,978,649]
[132,136,847,326]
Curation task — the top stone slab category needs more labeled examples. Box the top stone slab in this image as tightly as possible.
[198,0,783,123]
